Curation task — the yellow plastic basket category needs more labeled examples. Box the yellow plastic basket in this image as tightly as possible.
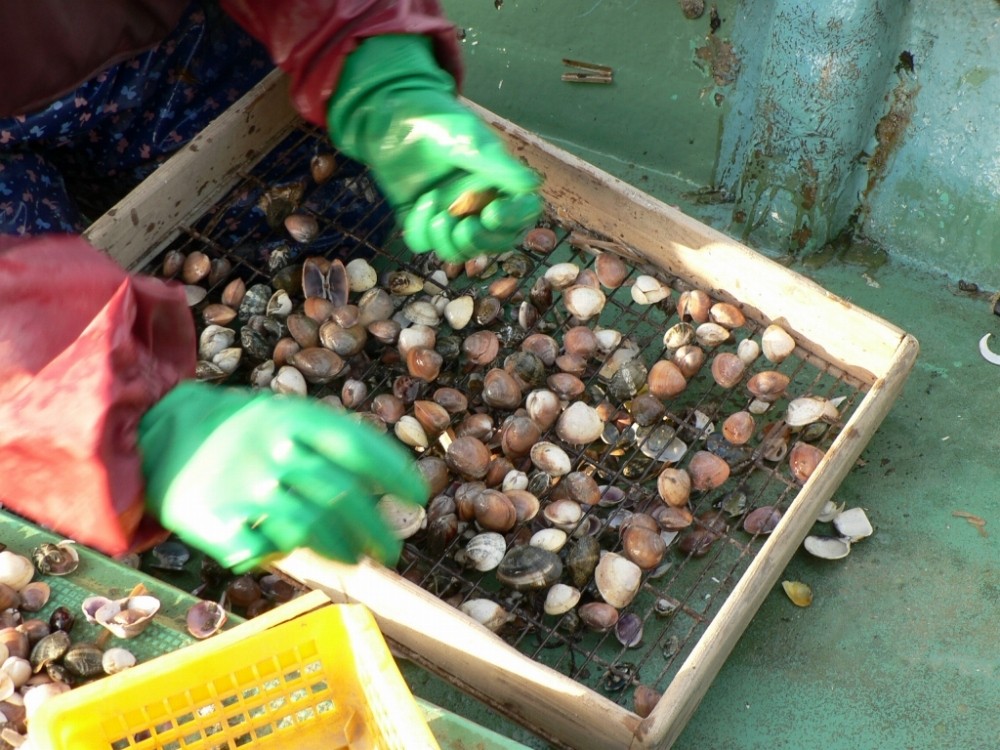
[31,591,440,750]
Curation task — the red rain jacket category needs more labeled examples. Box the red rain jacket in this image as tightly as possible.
[0,1,462,555]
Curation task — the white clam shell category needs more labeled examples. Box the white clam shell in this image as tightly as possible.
[444,295,474,330]
[459,599,513,632]
[1,657,31,688]
[563,285,606,321]
[530,442,572,477]
[377,495,426,540]
[595,552,642,609]
[102,647,137,674]
[345,258,378,293]
[543,499,583,532]
[501,470,529,492]
[737,338,761,365]
[266,289,293,318]
[555,402,604,445]
[594,328,623,354]
[816,500,845,523]
[695,322,731,348]
[598,339,640,380]
[544,262,580,289]
[198,325,235,360]
[95,594,161,639]
[403,300,440,327]
[184,285,208,306]
[397,324,436,358]
[832,507,873,542]
[463,532,507,572]
[530,528,568,553]
[424,270,449,296]
[786,396,839,427]
[803,535,852,560]
[212,347,243,375]
[761,324,796,363]
[394,415,429,449]
[663,322,695,350]
[544,584,581,616]
[270,365,307,396]
[631,275,671,305]
[0,551,34,591]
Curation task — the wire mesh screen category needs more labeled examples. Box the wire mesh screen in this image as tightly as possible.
[141,122,868,717]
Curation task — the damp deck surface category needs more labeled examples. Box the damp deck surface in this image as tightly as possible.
[398,2,1000,747]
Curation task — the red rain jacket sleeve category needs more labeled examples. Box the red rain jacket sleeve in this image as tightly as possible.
[220,0,464,127]
[0,236,196,556]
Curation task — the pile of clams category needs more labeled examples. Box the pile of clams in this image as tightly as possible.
[159,207,854,713]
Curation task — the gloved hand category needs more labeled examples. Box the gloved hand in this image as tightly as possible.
[138,381,429,572]
[328,34,543,263]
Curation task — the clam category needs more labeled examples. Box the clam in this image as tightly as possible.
[677,527,718,557]
[530,442,572,477]
[459,599,513,632]
[289,348,344,385]
[444,295,474,330]
[496,546,563,591]
[782,580,813,607]
[397,324,436,358]
[403,300,440,327]
[647,360,687,400]
[677,289,711,322]
[446,436,491,480]
[615,612,644,648]
[594,327,623,354]
[555,402,604,445]
[672,344,706,378]
[394,416,429,449]
[710,352,745,388]
[695,322,731,348]
[789,441,825,484]
[357,288,395,325]
[656,467,691,507]
[2,656,31,688]
[284,212,318,243]
[94,594,161,639]
[181,250,211,285]
[524,227,558,253]
[595,552,642,609]
[500,416,542,458]
[482,369,522,410]
[688,450,730,490]
[553,472,601,507]
[198,325,235,360]
[311,152,336,183]
[473,490,517,533]
[803,535,852,559]
[31,542,79,577]
[544,584,581,616]
[102,647,137,675]
[23,681,71,721]
[634,684,663,718]
[747,371,791,402]
[530,529,568,553]
[525,389,562,431]
[463,330,500,367]
[630,275,671,305]
[762,323,796,363]
[345,258,377,293]
[270,364,307,396]
[663,322,696,350]
[786,396,839,427]
[377,495,426,539]
[266,289,293,318]
[816,500,846,523]
[737,338,761,364]
[543,499,584,533]
[29,630,70,672]
[743,505,783,535]
[386,270,424,296]
[221,277,246,309]
[0,553,34,591]
[432,387,468,414]
[544,262,580,289]
[563,285,606,320]
[709,302,745,329]
[622,526,667,570]
[463,532,507,572]
[18,583,49,613]
[406,346,443,382]
[186,600,227,639]
[0,629,28,660]
[722,411,755,445]
[63,641,104,678]
[566,537,601,589]
[594,253,629,288]
[578,602,619,633]
[832,507,873,541]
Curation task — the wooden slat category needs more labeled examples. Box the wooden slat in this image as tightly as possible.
[86,70,297,270]
[273,552,642,750]
[468,100,906,387]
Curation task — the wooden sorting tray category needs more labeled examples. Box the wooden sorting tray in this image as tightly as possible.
[86,71,918,750]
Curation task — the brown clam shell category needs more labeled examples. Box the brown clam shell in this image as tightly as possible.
[687,451,731,492]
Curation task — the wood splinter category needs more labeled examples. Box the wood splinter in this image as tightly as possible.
[561,58,614,84]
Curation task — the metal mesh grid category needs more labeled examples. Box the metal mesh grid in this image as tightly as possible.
[141,122,868,714]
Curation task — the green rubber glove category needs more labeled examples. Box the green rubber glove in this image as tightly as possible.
[328,34,543,263]
[138,381,428,572]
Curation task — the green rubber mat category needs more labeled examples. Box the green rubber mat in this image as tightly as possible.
[0,509,242,664]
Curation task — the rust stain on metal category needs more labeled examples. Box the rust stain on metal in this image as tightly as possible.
[694,34,739,86]
[862,78,919,199]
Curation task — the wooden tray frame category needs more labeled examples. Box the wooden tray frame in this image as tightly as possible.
[87,71,918,750]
